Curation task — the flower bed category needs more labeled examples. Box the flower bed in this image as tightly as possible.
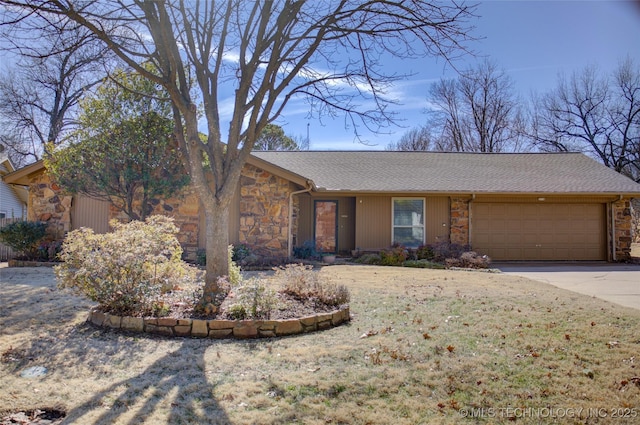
[87,306,350,339]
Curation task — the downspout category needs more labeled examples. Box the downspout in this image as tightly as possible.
[468,194,476,247]
[288,182,313,259]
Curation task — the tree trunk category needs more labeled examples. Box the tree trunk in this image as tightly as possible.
[200,198,230,303]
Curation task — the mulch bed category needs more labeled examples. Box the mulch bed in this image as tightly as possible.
[0,408,65,425]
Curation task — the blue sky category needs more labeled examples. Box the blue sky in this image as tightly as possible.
[273,1,640,151]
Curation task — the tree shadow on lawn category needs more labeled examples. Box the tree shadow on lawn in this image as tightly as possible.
[0,267,93,337]
[64,335,231,425]
[4,322,232,424]
[1,267,231,424]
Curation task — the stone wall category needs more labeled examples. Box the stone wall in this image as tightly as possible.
[613,198,633,261]
[22,164,295,263]
[27,173,71,241]
[450,197,470,246]
[110,185,201,260]
[238,164,291,260]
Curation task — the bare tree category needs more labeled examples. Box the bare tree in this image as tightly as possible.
[0,19,113,166]
[531,58,640,181]
[426,59,525,152]
[1,0,476,297]
[386,126,433,151]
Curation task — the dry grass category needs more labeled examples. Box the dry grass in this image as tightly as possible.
[1,265,640,424]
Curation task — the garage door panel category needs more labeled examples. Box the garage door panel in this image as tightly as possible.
[554,247,571,259]
[538,233,556,244]
[538,247,557,260]
[506,220,522,232]
[472,202,605,261]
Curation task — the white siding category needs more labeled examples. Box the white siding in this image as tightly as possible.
[0,162,27,219]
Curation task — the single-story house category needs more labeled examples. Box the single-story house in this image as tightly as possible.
[3,151,640,262]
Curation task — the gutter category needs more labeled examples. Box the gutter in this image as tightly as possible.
[468,194,476,247]
[288,181,314,259]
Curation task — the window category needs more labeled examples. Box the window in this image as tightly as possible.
[392,198,424,248]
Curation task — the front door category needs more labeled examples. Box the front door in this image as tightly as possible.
[314,200,338,253]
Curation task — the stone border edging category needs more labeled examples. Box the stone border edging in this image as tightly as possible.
[88,306,350,339]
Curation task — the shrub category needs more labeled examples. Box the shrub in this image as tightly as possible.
[415,244,435,261]
[55,215,198,316]
[195,248,206,266]
[36,240,63,262]
[275,263,350,307]
[403,259,446,269]
[379,244,409,266]
[293,240,317,260]
[232,244,257,266]
[444,251,491,269]
[230,276,279,319]
[0,221,48,259]
[431,242,470,262]
[227,303,247,320]
[354,253,382,265]
[227,245,242,286]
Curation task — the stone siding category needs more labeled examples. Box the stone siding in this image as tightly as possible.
[110,184,201,260]
[238,164,291,260]
[27,173,71,240]
[450,197,470,246]
[613,198,633,261]
[24,164,295,262]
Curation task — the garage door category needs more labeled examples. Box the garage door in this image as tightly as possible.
[472,203,606,261]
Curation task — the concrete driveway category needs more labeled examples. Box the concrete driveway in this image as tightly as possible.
[495,262,640,311]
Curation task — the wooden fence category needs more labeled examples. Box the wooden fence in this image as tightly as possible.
[0,217,24,261]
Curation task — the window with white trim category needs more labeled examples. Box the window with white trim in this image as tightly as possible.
[392,198,425,248]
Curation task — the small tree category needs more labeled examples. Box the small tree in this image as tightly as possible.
[46,67,189,220]
[253,124,299,151]
[386,126,434,151]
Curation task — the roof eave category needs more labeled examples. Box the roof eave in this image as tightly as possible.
[246,154,314,188]
[312,188,640,197]
[2,160,45,185]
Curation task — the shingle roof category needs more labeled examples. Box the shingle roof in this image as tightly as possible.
[251,151,640,195]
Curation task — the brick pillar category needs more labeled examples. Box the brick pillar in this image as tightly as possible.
[450,197,470,246]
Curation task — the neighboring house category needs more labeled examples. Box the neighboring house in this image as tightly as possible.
[3,151,640,262]
[0,148,28,261]
[0,149,27,219]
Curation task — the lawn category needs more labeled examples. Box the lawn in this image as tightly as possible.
[1,264,639,424]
